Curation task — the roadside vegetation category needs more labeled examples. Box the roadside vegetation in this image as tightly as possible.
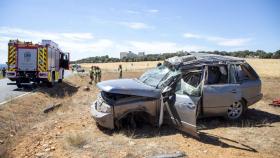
[73,50,280,63]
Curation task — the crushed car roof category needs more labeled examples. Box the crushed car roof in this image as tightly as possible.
[165,53,245,69]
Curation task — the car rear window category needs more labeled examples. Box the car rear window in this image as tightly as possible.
[236,63,259,82]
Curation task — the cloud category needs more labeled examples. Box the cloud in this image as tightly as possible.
[126,41,204,53]
[0,27,94,42]
[120,22,152,29]
[217,38,252,47]
[0,26,206,63]
[183,33,252,47]
[183,33,201,39]
[125,9,159,14]
[125,10,140,14]
[0,27,114,63]
[147,9,159,13]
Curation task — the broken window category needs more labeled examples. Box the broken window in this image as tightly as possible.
[235,63,259,82]
[139,65,171,88]
[176,70,202,96]
[207,65,228,84]
[139,65,180,89]
[229,64,237,84]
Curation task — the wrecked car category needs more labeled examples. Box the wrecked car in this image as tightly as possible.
[91,53,263,136]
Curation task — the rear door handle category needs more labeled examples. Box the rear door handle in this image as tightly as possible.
[231,89,237,93]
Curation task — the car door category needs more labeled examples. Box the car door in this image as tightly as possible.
[203,65,241,116]
[164,68,204,137]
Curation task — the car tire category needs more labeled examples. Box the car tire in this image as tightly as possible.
[226,100,245,120]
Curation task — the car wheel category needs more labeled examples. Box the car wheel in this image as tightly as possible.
[227,101,244,120]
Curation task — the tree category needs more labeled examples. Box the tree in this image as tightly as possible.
[273,50,280,59]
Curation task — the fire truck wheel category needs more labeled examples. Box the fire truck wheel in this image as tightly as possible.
[51,72,55,86]
[16,82,22,88]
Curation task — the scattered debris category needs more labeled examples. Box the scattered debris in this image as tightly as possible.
[35,152,45,157]
[45,148,51,152]
[82,144,91,149]
[50,146,55,151]
[0,140,4,144]
[150,151,187,158]
[43,103,62,113]
[42,143,49,148]
[269,99,280,107]
[83,86,90,91]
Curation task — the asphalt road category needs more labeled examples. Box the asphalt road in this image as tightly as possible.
[0,70,72,105]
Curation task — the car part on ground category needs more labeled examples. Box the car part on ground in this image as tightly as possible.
[269,98,280,107]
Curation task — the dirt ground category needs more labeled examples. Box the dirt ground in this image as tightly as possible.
[0,59,280,158]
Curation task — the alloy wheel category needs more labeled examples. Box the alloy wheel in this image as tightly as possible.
[227,101,243,120]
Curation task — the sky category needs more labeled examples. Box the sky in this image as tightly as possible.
[0,0,279,63]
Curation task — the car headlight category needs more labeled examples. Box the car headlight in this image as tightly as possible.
[96,101,111,113]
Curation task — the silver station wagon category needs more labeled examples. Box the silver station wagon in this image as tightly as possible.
[91,53,263,136]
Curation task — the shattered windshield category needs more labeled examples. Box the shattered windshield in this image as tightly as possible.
[139,65,179,88]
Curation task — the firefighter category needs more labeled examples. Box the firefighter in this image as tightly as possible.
[118,64,122,79]
[2,67,6,78]
[94,66,98,83]
[89,66,95,84]
[96,67,102,82]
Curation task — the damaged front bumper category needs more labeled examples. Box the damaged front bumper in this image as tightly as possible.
[90,100,114,129]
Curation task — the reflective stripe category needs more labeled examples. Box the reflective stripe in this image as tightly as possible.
[8,45,17,71]
[37,47,47,72]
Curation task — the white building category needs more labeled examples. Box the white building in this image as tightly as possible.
[120,52,128,59]
[138,52,145,56]
[120,51,138,59]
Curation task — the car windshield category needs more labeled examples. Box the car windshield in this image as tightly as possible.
[139,65,178,88]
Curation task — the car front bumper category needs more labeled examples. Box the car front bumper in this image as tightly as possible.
[90,101,114,129]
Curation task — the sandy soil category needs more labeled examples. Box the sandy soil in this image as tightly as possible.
[0,59,280,158]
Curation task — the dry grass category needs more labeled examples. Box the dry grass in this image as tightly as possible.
[81,59,280,76]
[65,132,88,148]
[245,59,280,78]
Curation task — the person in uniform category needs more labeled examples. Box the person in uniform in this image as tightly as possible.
[96,67,102,82]
[2,67,6,78]
[89,66,95,84]
[94,66,98,83]
[118,64,122,79]
[157,62,162,67]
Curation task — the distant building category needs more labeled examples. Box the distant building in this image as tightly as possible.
[138,52,145,56]
[127,51,137,58]
[120,51,138,59]
[120,52,128,59]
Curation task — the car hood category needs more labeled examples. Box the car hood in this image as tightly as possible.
[97,78,161,98]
